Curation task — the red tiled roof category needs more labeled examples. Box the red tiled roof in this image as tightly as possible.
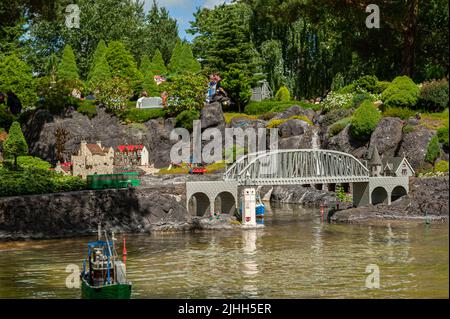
[117,145,144,153]
[61,162,73,167]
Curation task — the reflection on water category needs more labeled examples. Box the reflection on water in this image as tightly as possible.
[0,204,448,299]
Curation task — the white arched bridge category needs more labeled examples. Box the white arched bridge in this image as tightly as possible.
[186,149,411,217]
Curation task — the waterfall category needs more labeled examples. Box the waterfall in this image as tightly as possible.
[311,126,320,149]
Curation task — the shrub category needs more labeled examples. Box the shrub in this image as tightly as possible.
[328,117,351,137]
[402,124,415,134]
[320,108,354,127]
[374,81,390,94]
[162,73,207,116]
[77,101,97,119]
[352,92,378,108]
[221,68,252,113]
[275,86,291,101]
[338,75,379,94]
[96,77,133,112]
[437,126,449,149]
[419,79,449,112]
[350,101,381,141]
[322,92,354,111]
[121,108,165,123]
[16,156,51,170]
[175,109,200,131]
[331,73,345,92]
[425,135,441,164]
[382,107,416,120]
[37,77,82,114]
[0,105,16,131]
[434,160,449,173]
[381,76,420,108]
[3,121,28,169]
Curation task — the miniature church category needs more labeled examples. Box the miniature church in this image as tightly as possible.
[368,146,415,177]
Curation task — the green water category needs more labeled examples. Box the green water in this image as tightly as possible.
[0,204,448,299]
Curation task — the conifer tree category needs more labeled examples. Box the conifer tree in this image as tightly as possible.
[150,49,167,75]
[56,45,80,82]
[87,40,111,91]
[140,55,159,96]
[3,121,29,170]
[168,42,201,74]
[105,41,142,87]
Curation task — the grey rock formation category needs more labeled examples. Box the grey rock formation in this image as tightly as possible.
[325,124,369,159]
[278,119,309,138]
[398,126,435,169]
[368,117,404,159]
[330,176,449,224]
[200,102,225,130]
[273,105,317,122]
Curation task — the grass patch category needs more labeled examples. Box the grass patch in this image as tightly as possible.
[224,113,258,124]
[244,100,318,115]
[266,115,313,128]
[120,108,166,124]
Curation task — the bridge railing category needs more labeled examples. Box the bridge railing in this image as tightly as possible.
[224,149,370,185]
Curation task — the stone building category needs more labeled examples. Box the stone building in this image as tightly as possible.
[54,161,73,176]
[114,144,149,168]
[369,145,414,178]
[72,141,114,179]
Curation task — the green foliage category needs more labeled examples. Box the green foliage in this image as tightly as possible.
[175,109,200,131]
[37,77,82,114]
[350,101,381,141]
[381,76,420,108]
[3,121,28,168]
[402,125,415,134]
[0,54,37,109]
[434,160,449,173]
[328,117,351,137]
[140,55,159,96]
[275,86,291,102]
[221,68,252,113]
[374,81,391,94]
[351,92,377,108]
[87,40,111,92]
[162,73,207,116]
[336,185,352,203]
[77,100,97,119]
[331,73,345,92]
[168,41,201,74]
[121,108,165,124]
[150,49,168,75]
[425,135,441,164]
[322,92,354,111]
[338,75,379,94]
[96,77,133,112]
[0,105,16,131]
[437,126,449,149]
[105,41,142,91]
[261,40,285,91]
[244,100,317,115]
[419,79,449,112]
[57,45,80,82]
[0,160,86,197]
[382,107,416,120]
[267,115,312,128]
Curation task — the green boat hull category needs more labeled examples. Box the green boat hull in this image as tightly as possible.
[81,278,132,299]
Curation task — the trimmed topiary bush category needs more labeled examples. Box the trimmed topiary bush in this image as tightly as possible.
[418,79,449,112]
[175,109,200,131]
[350,101,381,141]
[77,101,97,119]
[425,135,441,164]
[328,117,351,137]
[381,76,420,108]
[275,86,291,102]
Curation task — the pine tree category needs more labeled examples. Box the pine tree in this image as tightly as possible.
[105,40,142,84]
[168,42,201,74]
[140,55,159,96]
[3,121,29,169]
[150,49,167,75]
[56,45,80,82]
[87,40,111,91]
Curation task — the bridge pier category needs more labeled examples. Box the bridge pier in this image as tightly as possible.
[352,182,370,207]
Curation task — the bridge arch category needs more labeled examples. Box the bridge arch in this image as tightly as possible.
[371,187,389,205]
[391,185,407,202]
[214,191,237,215]
[188,192,211,217]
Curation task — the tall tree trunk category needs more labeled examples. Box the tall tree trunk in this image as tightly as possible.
[400,0,419,76]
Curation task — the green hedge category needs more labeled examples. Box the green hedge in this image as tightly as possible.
[437,126,449,149]
[121,108,166,123]
[274,86,291,101]
[419,79,449,112]
[0,157,86,197]
[350,101,381,141]
[381,76,420,108]
[175,109,200,131]
[77,100,97,119]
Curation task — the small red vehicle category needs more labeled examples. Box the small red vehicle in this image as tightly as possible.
[190,167,207,175]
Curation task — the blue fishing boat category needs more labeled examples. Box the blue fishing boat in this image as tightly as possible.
[80,226,132,299]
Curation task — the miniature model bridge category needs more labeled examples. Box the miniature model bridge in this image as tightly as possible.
[223,149,370,185]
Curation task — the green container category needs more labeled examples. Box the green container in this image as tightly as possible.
[87,172,140,190]
[81,277,132,299]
